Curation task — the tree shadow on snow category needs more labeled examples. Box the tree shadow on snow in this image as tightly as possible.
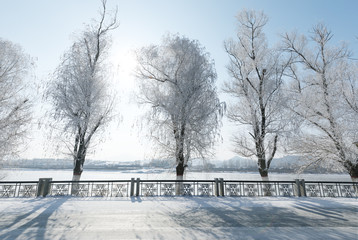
[130,196,142,203]
[0,197,70,240]
[166,197,357,240]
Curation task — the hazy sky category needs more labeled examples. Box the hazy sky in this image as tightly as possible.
[1,0,358,162]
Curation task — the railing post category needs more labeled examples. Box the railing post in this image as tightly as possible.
[219,178,225,196]
[136,178,140,197]
[130,178,135,197]
[214,178,219,196]
[300,179,306,197]
[294,179,301,197]
[36,179,42,197]
[37,178,52,197]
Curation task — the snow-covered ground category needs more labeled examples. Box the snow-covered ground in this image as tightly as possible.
[0,197,357,239]
[0,168,353,181]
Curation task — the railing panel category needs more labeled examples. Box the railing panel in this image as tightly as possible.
[278,183,294,197]
[260,182,276,196]
[18,183,38,197]
[50,183,71,196]
[225,183,241,196]
[111,183,129,197]
[141,182,158,196]
[322,183,339,197]
[182,183,193,196]
[306,183,320,197]
[0,184,17,197]
[338,183,357,198]
[161,183,175,196]
[197,182,213,196]
[91,183,109,197]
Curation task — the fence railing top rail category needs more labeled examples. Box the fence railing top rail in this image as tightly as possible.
[0,180,356,184]
[139,180,216,183]
[50,180,131,183]
[223,180,296,183]
[304,181,356,184]
[0,181,39,184]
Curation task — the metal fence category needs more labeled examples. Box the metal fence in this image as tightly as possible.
[49,180,130,197]
[304,181,357,198]
[0,178,356,198]
[223,180,297,197]
[138,180,216,196]
[0,181,38,197]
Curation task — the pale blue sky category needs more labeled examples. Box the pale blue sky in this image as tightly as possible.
[1,0,357,162]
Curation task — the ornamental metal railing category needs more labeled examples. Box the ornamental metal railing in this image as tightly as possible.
[138,180,216,196]
[304,181,357,198]
[223,180,297,197]
[0,181,38,197]
[49,180,130,197]
[0,178,356,198]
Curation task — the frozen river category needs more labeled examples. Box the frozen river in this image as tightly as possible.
[0,168,353,182]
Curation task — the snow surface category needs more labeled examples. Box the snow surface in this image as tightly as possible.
[0,197,357,240]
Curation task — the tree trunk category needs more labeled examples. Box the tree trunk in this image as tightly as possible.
[175,175,184,195]
[259,169,272,196]
[258,161,271,196]
[258,158,269,180]
[73,159,83,180]
[348,164,358,195]
[175,161,185,195]
[261,175,269,181]
[176,161,185,176]
[71,156,84,195]
[72,172,82,181]
[343,161,358,182]
[348,163,358,182]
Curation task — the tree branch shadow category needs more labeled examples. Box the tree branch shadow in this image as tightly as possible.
[165,197,357,239]
[0,197,69,240]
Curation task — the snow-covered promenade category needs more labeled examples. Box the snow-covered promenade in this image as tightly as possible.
[0,197,357,239]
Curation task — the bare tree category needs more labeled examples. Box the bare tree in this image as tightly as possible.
[136,34,224,182]
[283,23,358,181]
[224,10,290,180]
[0,38,32,162]
[46,0,118,181]
[342,62,358,115]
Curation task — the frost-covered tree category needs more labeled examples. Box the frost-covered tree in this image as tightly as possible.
[282,23,358,181]
[46,0,118,181]
[0,38,32,162]
[224,10,290,180]
[136,34,224,181]
[342,62,358,115]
